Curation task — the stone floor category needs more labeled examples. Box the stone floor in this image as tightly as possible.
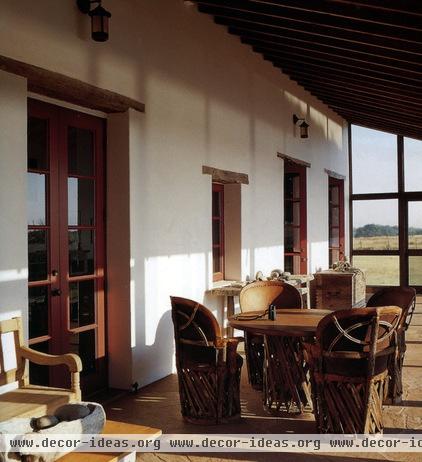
[104,300,422,462]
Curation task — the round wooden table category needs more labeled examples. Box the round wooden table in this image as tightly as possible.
[229,308,333,414]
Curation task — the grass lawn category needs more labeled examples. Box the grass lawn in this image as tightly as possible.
[352,235,422,285]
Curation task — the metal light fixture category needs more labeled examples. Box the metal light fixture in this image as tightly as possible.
[77,0,111,42]
[293,114,309,139]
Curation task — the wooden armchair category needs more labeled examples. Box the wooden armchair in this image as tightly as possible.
[170,296,243,424]
[306,307,401,434]
[366,286,416,403]
[0,317,82,422]
[239,281,303,394]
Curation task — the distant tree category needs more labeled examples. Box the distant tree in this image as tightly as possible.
[354,224,422,237]
[354,224,398,237]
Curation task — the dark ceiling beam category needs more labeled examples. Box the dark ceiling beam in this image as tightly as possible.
[278,65,422,98]
[255,46,422,80]
[213,15,422,56]
[227,25,422,65]
[301,86,422,114]
[271,60,422,91]
[253,0,422,28]
[284,72,422,103]
[338,113,422,141]
[327,1,422,16]
[313,99,420,127]
[196,1,422,44]
[329,106,422,130]
[340,111,421,133]
[243,39,422,75]
[342,117,422,141]
[308,91,422,117]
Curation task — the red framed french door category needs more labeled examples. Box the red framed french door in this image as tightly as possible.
[328,177,345,266]
[284,161,308,274]
[27,99,106,396]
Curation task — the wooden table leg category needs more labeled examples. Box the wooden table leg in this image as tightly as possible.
[226,295,235,337]
[263,335,312,413]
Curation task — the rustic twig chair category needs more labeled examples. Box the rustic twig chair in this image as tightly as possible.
[306,307,401,434]
[170,296,243,424]
[239,281,303,407]
[366,287,416,403]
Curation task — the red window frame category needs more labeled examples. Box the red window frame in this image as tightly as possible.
[212,183,225,282]
[329,176,345,266]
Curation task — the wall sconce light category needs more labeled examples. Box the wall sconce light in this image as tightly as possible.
[293,114,309,139]
[77,0,111,42]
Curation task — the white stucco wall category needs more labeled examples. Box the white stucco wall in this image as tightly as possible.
[0,0,348,388]
[0,71,28,392]
[0,71,28,322]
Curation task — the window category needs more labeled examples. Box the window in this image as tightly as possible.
[284,161,307,274]
[212,183,225,281]
[328,177,345,266]
[350,125,422,288]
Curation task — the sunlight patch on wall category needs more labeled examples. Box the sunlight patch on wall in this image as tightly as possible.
[309,106,328,136]
[310,240,329,273]
[144,252,206,346]
[283,91,307,114]
[130,278,136,349]
[241,247,251,281]
[327,118,344,150]
[253,245,284,275]
[0,269,28,283]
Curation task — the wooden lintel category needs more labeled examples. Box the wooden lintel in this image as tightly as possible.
[324,169,346,180]
[277,153,311,168]
[0,54,145,114]
[202,165,249,184]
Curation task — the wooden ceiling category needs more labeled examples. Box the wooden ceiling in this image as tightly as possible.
[191,0,422,140]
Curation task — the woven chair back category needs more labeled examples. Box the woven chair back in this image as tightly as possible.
[170,296,220,346]
[239,280,303,313]
[316,307,401,377]
[366,287,416,331]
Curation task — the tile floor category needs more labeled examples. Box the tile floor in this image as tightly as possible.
[105,300,422,462]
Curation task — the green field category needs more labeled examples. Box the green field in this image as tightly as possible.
[352,235,422,286]
[353,235,422,250]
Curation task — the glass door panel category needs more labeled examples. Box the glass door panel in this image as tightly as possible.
[61,112,106,396]
[284,163,307,274]
[27,99,106,396]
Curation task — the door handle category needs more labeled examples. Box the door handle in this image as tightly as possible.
[51,289,62,297]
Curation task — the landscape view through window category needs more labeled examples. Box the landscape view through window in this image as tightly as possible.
[351,126,422,286]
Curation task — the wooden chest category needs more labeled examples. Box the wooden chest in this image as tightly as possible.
[315,270,366,310]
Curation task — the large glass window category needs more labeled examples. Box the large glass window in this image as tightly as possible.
[351,125,422,288]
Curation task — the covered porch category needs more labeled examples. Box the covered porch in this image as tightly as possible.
[0,0,422,460]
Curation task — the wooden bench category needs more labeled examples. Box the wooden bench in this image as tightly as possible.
[0,317,82,422]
